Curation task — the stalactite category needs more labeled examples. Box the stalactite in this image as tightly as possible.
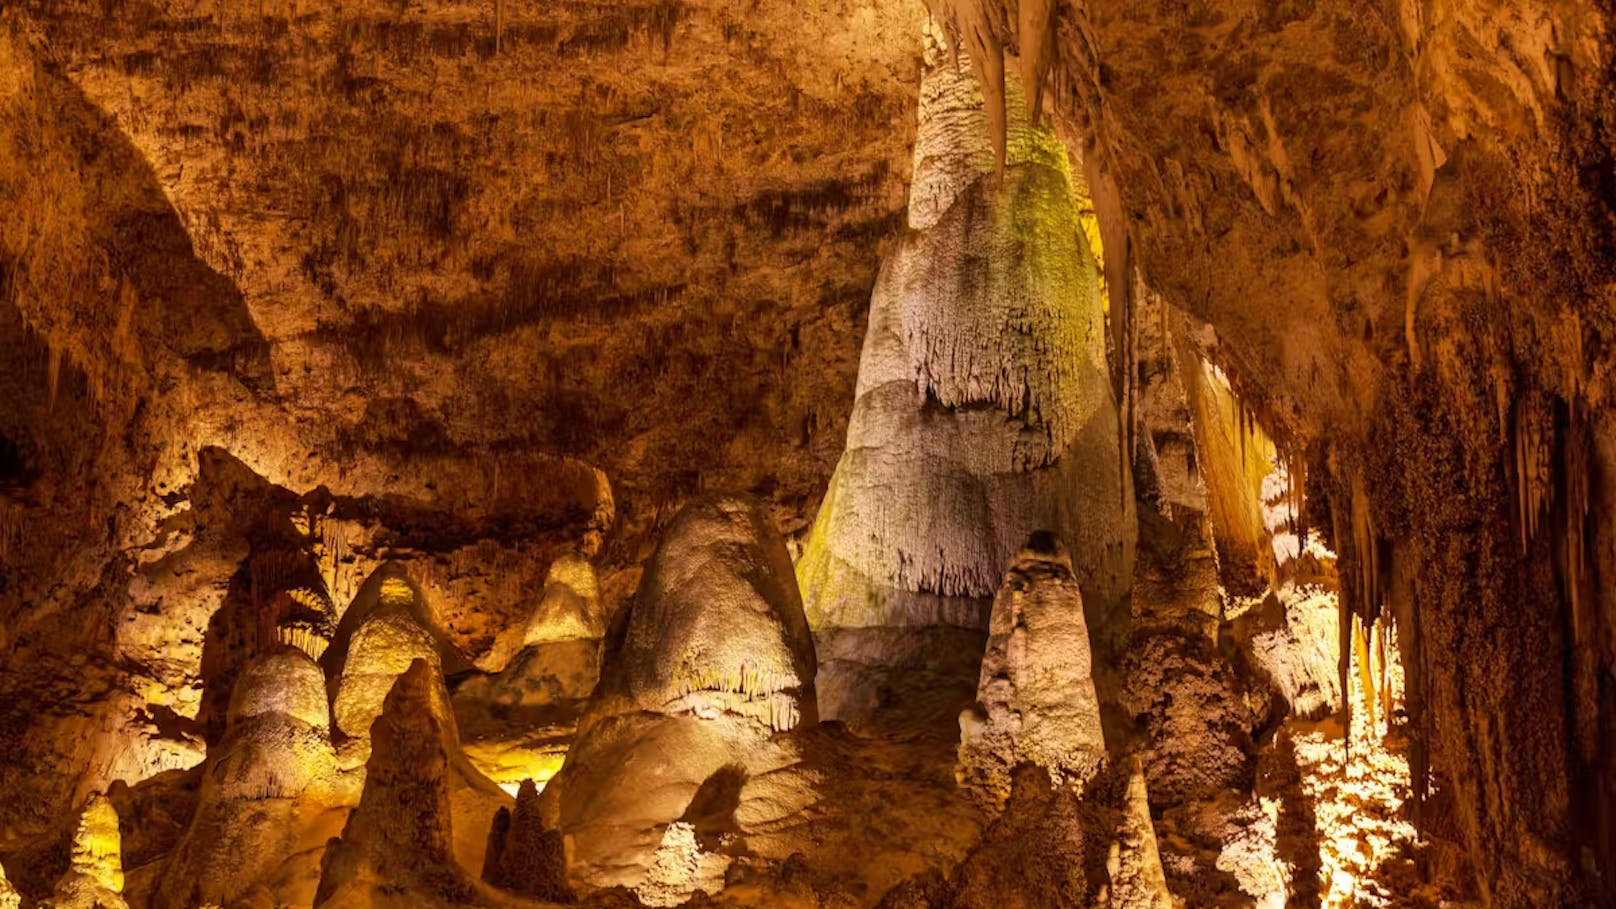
[1562,406,1596,764]
[1513,390,1553,552]
[1334,471,1382,754]
[46,342,62,411]
[1016,0,1056,121]
[1116,268,1138,506]
[1354,616,1376,731]
[923,0,1007,169]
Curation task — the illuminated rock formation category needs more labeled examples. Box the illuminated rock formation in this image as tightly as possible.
[542,495,817,900]
[453,553,607,793]
[957,533,1106,808]
[324,571,516,879]
[1110,761,1175,909]
[0,861,16,909]
[877,761,1171,909]
[798,37,1134,726]
[315,660,520,909]
[48,793,128,909]
[330,574,446,742]
[586,495,816,731]
[523,552,606,646]
[155,647,346,909]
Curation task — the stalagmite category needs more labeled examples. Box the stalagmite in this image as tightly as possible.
[48,793,128,909]
[798,28,1133,727]
[541,495,818,898]
[156,647,344,909]
[481,779,571,901]
[0,860,17,909]
[1108,761,1174,909]
[453,552,607,794]
[315,661,523,909]
[523,552,605,645]
[958,533,1106,808]
[330,578,445,741]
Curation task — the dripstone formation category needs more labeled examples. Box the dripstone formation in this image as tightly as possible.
[540,495,819,902]
[798,36,1134,728]
[5,0,1607,904]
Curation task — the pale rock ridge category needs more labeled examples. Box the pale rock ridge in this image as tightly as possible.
[958,533,1106,808]
[541,495,818,898]
[799,40,1133,725]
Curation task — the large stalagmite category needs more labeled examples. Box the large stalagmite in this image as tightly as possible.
[329,573,447,742]
[541,495,818,902]
[314,660,520,909]
[156,647,346,909]
[957,532,1106,808]
[797,35,1134,726]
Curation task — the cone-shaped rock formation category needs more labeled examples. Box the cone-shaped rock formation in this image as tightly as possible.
[481,779,571,902]
[957,532,1107,809]
[315,660,521,909]
[48,793,128,909]
[798,36,1134,727]
[454,553,607,793]
[156,647,345,909]
[541,495,818,900]
[329,575,447,743]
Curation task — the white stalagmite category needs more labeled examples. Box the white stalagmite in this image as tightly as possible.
[540,495,818,896]
[957,534,1107,808]
[798,30,1134,725]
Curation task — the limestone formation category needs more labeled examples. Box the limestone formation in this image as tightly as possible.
[8,0,1612,903]
[47,793,129,909]
[480,780,571,901]
[0,861,16,909]
[453,554,607,794]
[798,37,1134,726]
[330,575,445,742]
[1108,761,1175,909]
[155,647,344,909]
[541,495,818,898]
[958,533,1107,809]
[877,762,1172,909]
[590,495,816,731]
[523,552,606,646]
[315,660,520,909]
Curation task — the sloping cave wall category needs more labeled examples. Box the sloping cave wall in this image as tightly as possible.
[917,0,1616,904]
